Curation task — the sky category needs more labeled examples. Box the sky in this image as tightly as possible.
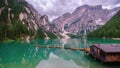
[26,0,120,21]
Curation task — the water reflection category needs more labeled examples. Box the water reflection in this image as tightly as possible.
[0,38,120,68]
[36,53,82,68]
[32,38,89,48]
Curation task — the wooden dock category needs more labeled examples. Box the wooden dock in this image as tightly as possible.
[34,45,90,52]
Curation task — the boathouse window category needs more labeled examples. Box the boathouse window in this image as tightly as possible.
[92,46,98,55]
[100,50,105,59]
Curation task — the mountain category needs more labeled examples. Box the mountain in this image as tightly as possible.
[87,10,120,38]
[52,5,120,35]
[0,0,57,41]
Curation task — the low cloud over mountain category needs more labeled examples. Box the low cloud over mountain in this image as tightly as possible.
[26,0,120,21]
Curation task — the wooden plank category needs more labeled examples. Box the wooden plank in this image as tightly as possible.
[34,45,89,52]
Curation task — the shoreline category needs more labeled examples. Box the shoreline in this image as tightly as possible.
[112,38,120,40]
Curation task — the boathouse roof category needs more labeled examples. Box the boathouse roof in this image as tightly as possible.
[93,44,120,53]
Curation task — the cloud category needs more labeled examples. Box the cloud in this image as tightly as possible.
[81,0,120,9]
[26,0,120,21]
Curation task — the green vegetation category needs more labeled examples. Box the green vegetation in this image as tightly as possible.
[36,28,46,38]
[0,0,30,41]
[67,33,82,38]
[36,28,57,39]
[87,10,120,38]
[0,0,57,41]
[45,31,57,39]
[0,0,5,8]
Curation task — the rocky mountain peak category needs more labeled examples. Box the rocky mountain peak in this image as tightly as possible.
[63,13,71,18]
[76,5,89,9]
[93,5,102,9]
[40,15,49,21]
[52,5,120,35]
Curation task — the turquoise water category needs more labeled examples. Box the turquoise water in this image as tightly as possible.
[0,38,120,68]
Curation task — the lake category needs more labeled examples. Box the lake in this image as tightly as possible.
[0,38,120,68]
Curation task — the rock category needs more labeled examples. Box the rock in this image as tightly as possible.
[52,5,120,35]
[0,0,57,41]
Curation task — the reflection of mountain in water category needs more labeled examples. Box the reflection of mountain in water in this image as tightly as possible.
[36,53,82,68]
[0,38,120,68]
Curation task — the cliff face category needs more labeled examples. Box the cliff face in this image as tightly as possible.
[19,3,51,31]
[87,10,120,38]
[0,0,57,41]
[52,5,120,35]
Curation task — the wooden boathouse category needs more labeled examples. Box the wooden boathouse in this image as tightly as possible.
[90,44,120,62]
